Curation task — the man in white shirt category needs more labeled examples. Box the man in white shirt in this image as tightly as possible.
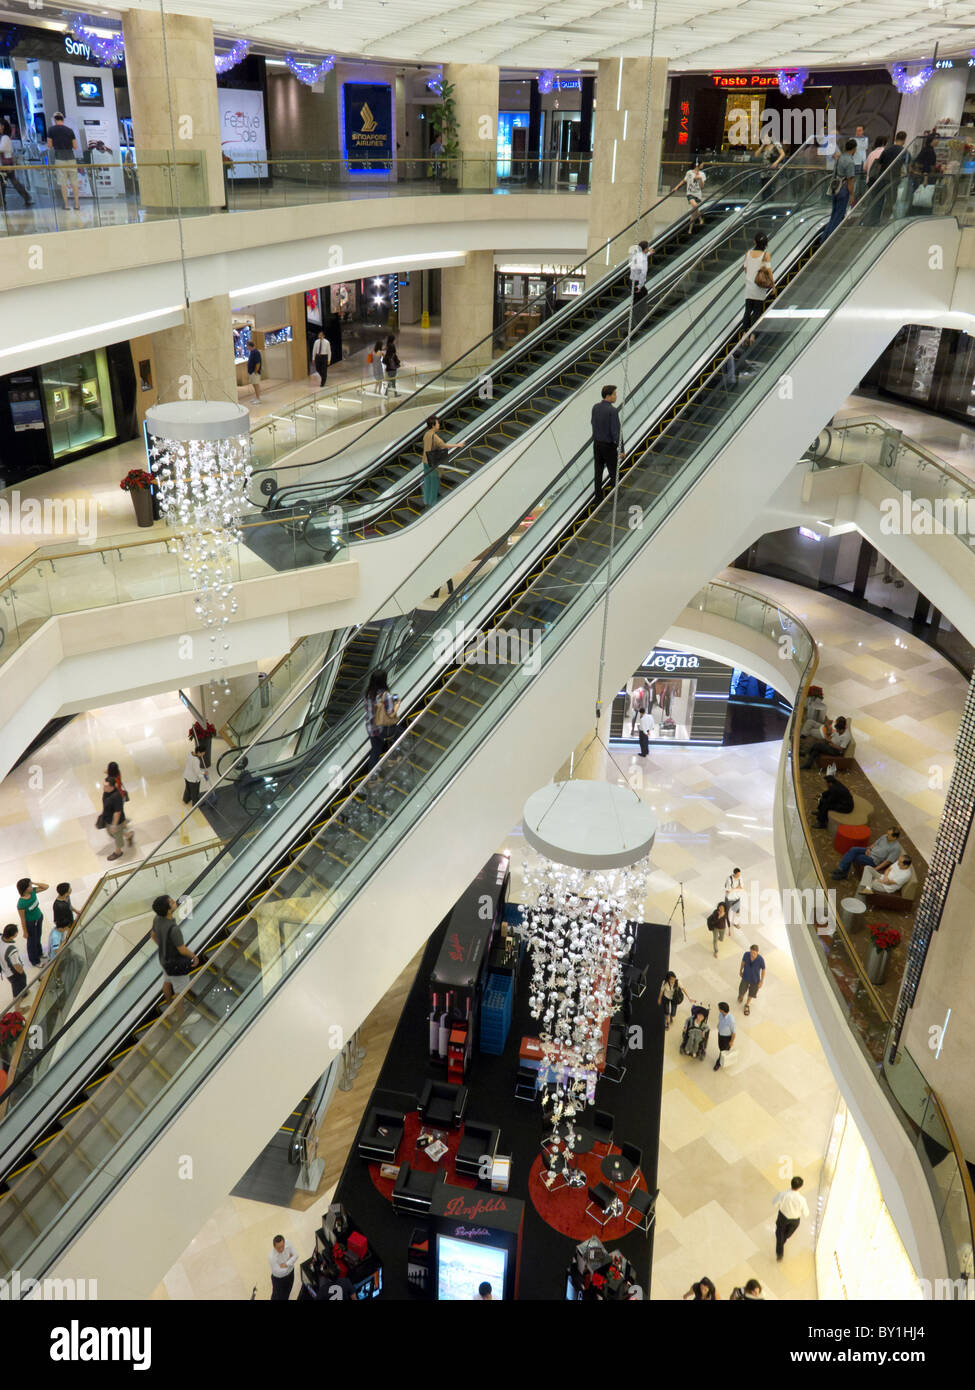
[724,868,743,926]
[636,709,654,757]
[801,714,852,768]
[858,853,913,897]
[774,1176,809,1260]
[269,1234,298,1300]
[628,240,650,296]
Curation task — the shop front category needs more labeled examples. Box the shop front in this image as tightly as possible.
[861,322,975,426]
[0,342,138,487]
[494,262,586,345]
[816,1097,921,1300]
[612,646,791,747]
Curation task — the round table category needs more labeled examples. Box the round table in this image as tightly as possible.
[839,896,867,933]
[834,823,871,855]
[601,1152,637,1188]
[562,1126,595,1156]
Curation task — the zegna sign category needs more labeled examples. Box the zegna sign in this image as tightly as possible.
[645,650,700,672]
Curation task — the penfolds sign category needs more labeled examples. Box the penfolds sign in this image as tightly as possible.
[444,1195,508,1221]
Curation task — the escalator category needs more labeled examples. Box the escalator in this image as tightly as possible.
[0,143,943,1292]
[256,155,822,553]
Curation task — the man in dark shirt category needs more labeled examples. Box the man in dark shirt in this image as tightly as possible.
[591,383,621,504]
[866,130,907,223]
[47,112,80,212]
[150,894,199,1002]
[814,774,854,828]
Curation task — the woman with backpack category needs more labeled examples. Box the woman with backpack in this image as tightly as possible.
[364,669,400,769]
[382,335,401,397]
[657,971,684,1030]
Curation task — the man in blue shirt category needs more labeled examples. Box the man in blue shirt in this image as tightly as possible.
[737,944,766,1015]
[713,1001,735,1071]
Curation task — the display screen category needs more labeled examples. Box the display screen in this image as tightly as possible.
[305,289,322,327]
[263,325,293,346]
[232,324,252,362]
[436,1236,507,1301]
[74,75,104,107]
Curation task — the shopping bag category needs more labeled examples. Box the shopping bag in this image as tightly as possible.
[720,1049,740,1070]
[912,183,935,209]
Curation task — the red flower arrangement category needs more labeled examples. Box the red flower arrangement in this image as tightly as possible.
[0,1011,26,1043]
[808,685,824,700]
[120,468,154,492]
[869,923,901,952]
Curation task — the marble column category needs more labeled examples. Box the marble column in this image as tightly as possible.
[151,295,237,405]
[442,63,500,190]
[440,251,495,370]
[587,57,669,269]
[121,9,225,211]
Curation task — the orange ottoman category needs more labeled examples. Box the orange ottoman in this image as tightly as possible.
[834,824,870,855]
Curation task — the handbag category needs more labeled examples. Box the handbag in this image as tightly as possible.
[426,446,449,468]
[673,986,685,1007]
[755,264,774,290]
[95,812,107,829]
[374,695,400,729]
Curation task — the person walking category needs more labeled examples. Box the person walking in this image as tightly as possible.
[150,894,199,1003]
[706,901,729,957]
[383,335,401,396]
[371,340,387,395]
[737,944,766,1016]
[636,708,653,757]
[1,925,27,1000]
[311,329,332,387]
[269,1235,298,1300]
[684,162,706,230]
[864,134,886,185]
[421,414,460,509]
[246,343,263,401]
[724,867,744,927]
[102,766,132,860]
[825,138,858,237]
[0,119,32,208]
[591,383,621,504]
[729,1279,764,1300]
[628,239,651,296]
[46,112,80,212]
[741,232,773,351]
[683,1276,719,1300]
[657,970,683,1030]
[713,1001,735,1071]
[832,825,903,882]
[16,877,47,967]
[364,669,399,769]
[774,1176,809,1260]
[182,746,206,806]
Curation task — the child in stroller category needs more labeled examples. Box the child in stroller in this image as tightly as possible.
[680,1005,710,1060]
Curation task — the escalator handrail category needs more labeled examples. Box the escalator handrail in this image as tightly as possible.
[295,157,832,541]
[0,157,834,1132]
[261,148,818,508]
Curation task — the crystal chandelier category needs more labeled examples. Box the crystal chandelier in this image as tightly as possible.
[145,402,252,706]
[519,780,656,1157]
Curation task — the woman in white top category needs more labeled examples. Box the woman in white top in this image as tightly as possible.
[0,118,32,208]
[182,748,206,806]
[724,868,744,927]
[657,971,682,1030]
[684,163,706,230]
[741,231,773,344]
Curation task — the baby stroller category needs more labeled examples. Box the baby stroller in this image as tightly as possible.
[680,1005,710,1060]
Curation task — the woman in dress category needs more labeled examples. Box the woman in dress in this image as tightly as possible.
[420,415,460,509]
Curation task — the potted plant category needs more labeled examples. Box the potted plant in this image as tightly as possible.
[430,78,460,184]
[866,922,901,986]
[0,1009,26,1071]
[120,468,156,527]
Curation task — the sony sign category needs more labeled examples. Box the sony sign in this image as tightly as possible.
[646,650,700,673]
[64,35,92,60]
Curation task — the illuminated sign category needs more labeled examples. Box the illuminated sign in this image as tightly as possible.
[64,35,91,59]
[678,98,690,146]
[712,72,781,89]
[935,58,954,69]
[645,649,700,672]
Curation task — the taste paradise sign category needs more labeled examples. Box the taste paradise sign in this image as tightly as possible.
[712,72,782,89]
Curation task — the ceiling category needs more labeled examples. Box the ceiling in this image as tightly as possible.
[6,0,975,72]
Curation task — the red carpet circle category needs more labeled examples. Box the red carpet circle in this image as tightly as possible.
[528,1145,648,1242]
[368,1110,477,1201]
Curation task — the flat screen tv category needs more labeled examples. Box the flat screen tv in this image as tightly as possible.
[74,75,104,107]
[436,1235,507,1301]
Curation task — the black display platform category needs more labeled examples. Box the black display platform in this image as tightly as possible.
[333,909,668,1300]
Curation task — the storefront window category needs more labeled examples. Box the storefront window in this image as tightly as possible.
[816,1097,921,1300]
[40,347,115,459]
[497,112,530,178]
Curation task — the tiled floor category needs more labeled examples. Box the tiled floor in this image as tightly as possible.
[0,690,227,992]
[835,391,975,488]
